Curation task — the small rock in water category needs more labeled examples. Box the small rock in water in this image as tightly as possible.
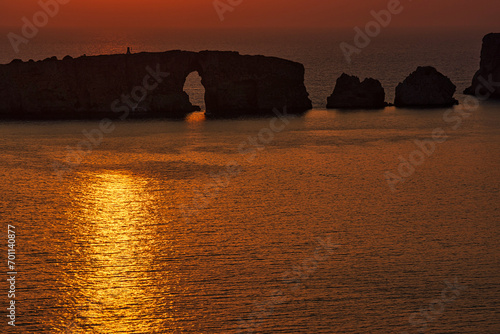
[395,66,458,108]
[327,73,386,109]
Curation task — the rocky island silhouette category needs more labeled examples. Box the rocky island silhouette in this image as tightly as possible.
[0,33,498,120]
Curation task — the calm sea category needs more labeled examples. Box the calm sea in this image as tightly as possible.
[0,28,499,333]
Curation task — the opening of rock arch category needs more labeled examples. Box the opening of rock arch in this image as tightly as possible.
[183,71,205,112]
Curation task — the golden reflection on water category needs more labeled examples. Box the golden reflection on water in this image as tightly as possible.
[185,112,206,124]
[185,111,206,134]
[185,112,207,147]
[62,170,178,333]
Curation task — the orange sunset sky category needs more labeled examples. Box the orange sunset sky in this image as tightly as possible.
[1,0,498,30]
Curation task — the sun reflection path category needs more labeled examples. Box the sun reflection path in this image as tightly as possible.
[63,171,179,333]
[185,111,206,126]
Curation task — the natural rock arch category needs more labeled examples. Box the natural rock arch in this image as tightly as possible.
[0,50,312,119]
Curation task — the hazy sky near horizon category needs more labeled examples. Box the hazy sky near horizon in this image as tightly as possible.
[1,0,498,30]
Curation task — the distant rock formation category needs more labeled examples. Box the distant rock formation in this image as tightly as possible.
[326,73,386,109]
[464,33,500,99]
[0,51,312,120]
[394,66,458,108]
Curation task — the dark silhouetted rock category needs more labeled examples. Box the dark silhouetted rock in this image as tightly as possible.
[63,55,73,60]
[0,51,312,120]
[464,33,500,99]
[395,66,458,108]
[198,51,312,117]
[326,73,386,109]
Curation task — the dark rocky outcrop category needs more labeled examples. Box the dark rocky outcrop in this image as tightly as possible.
[395,66,458,108]
[0,51,312,120]
[198,51,311,117]
[326,73,386,109]
[464,33,500,99]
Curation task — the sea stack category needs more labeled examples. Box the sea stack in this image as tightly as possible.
[464,33,500,99]
[0,51,312,120]
[326,73,386,109]
[394,66,458,108]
